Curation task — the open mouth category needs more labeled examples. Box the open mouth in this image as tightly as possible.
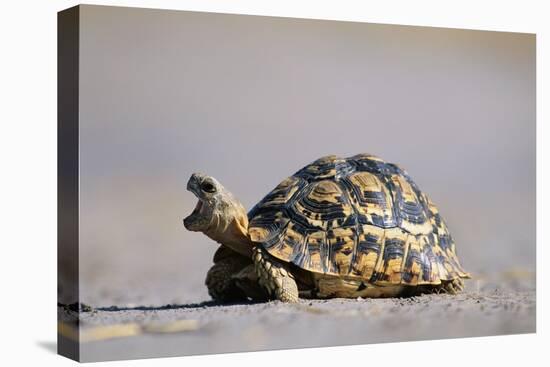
[189,199,203,217]
[183,182,207,231]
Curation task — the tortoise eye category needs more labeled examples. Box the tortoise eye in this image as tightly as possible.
[201,181,216,193]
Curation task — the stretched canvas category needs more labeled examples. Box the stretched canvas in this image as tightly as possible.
[58,4,536,362]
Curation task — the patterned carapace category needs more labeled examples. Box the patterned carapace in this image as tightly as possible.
[248,154,469,287]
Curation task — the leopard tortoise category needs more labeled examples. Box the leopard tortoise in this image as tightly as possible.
[183,154,470,303]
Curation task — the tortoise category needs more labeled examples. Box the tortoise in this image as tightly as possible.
[183,154,470,303]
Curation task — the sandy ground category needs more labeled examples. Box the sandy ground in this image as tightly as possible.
[59,272,535,362]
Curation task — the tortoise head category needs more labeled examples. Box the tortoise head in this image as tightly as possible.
[183,173,252,256]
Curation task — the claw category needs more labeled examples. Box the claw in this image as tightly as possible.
[447,283,457,294]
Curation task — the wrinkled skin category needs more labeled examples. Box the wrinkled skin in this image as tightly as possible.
[183,173,252,257]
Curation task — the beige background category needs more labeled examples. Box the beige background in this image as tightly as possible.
[77,5,535,306]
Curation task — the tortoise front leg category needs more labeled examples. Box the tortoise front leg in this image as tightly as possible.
[232,264,269,301]
[205,255,250,302]
[253,247,299,303]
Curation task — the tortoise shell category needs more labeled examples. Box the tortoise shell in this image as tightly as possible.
[248,154,469,286]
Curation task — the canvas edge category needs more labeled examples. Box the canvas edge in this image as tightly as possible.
[57,4,81,362]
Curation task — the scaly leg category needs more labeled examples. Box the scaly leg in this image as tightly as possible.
[404,277,466,296]
[253,247,299,303]
[441,278,465,294]
[232,264,269,301]
[205,255,250,302]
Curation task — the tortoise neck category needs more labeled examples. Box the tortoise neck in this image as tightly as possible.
[204,202,253,258]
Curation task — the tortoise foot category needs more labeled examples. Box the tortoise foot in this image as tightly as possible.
[253,247,299,303]
[205,256,249,302]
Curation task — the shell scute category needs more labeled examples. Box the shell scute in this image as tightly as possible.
[341,171,396,227]
[289,180,354,231]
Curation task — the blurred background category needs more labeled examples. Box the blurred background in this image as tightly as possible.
[75,5,535,307]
